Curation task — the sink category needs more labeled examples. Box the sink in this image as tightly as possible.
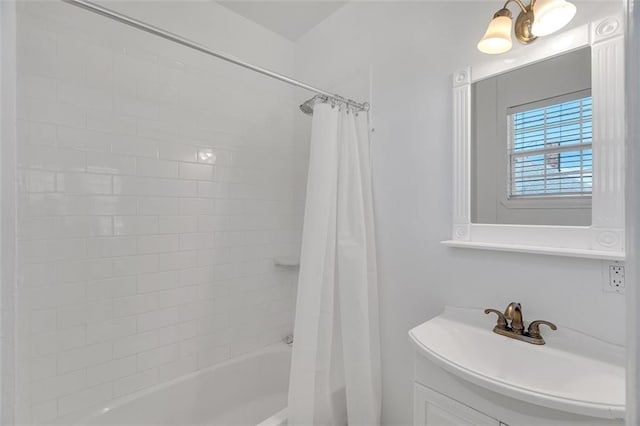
[408,306,625,419]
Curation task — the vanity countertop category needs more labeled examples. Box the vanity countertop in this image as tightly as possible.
[409,306,625,419]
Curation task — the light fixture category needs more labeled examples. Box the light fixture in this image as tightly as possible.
[531,0,577,36]
[477,9,514,54]
[477,0,576,54]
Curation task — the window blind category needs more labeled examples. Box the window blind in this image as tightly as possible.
[508,90,592,198]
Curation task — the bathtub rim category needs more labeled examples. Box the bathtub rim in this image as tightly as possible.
[256,407,288,426]
[61,342,291,426]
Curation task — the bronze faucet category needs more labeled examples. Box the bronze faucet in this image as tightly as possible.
[484,302,557,345]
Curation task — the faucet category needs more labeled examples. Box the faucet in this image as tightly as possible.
[484,302,557,345]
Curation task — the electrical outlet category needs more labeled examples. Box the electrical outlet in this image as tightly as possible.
[603,261,625,294]
[609,264,625,289]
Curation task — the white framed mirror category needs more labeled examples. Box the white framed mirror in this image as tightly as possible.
[443,15,625,260]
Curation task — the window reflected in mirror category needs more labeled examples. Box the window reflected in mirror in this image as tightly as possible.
[471,47,592,226]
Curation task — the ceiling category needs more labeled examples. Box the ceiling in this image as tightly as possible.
[217,1,347,41]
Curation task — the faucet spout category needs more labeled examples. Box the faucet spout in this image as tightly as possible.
[504,302,524,334]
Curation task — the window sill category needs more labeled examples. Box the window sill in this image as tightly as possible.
[500,197,591,210]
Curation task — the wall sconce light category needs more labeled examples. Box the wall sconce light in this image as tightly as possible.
[477,0,577,54]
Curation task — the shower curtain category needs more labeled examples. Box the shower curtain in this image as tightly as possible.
[288,102,381,426]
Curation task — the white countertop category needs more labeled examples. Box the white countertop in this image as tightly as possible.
[409,306,625,419]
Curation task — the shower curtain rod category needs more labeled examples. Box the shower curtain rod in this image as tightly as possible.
[61,0,369,112]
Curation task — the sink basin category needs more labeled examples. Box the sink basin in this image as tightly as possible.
[409,306,625,419]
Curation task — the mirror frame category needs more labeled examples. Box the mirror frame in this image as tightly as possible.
[443,15,625,260]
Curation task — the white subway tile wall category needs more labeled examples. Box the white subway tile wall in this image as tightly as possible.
[15,2,302,423]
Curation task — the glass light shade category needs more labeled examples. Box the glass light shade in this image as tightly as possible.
[477,15,513,54]
[531,0,577,36]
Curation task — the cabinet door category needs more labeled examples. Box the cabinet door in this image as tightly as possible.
[414,383,500,426]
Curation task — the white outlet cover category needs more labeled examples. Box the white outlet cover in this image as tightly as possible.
[603,261,625,294]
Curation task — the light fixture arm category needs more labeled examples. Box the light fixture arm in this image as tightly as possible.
[502,0,533,14]
[495,0,537,45]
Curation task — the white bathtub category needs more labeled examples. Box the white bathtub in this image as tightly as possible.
[77,344,290,426]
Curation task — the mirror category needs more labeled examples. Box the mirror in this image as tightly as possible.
[471,47,592,226]
[445,15,625,259]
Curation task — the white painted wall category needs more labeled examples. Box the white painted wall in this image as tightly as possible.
[293,2,624,424]
[15,1,300,423]
[625,0,639,423]
[1,1,18,424]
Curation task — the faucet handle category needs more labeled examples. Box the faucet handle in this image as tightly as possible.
[527,320,557,339]
[484,308,508,330]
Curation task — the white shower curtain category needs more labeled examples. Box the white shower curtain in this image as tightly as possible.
[288,102,381,426]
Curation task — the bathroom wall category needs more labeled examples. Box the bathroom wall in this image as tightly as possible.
[15,1,300,423]
[625,2,640,423]
[1,1,18,424]
[293,1,624,425]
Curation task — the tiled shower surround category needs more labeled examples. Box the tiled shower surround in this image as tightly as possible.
[15,2,301,423]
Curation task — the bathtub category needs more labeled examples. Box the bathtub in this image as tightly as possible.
[77,344,290,426]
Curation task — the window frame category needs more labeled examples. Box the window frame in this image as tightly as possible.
[503,89,593,206]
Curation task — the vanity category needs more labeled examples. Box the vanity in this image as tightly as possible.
[409,306,625,425]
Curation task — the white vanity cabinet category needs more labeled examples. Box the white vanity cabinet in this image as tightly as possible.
[414,383,501,426]
[412,362,623,426]
[410,307,625,426]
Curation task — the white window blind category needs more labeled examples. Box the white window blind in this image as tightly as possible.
[508,90,592,199]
